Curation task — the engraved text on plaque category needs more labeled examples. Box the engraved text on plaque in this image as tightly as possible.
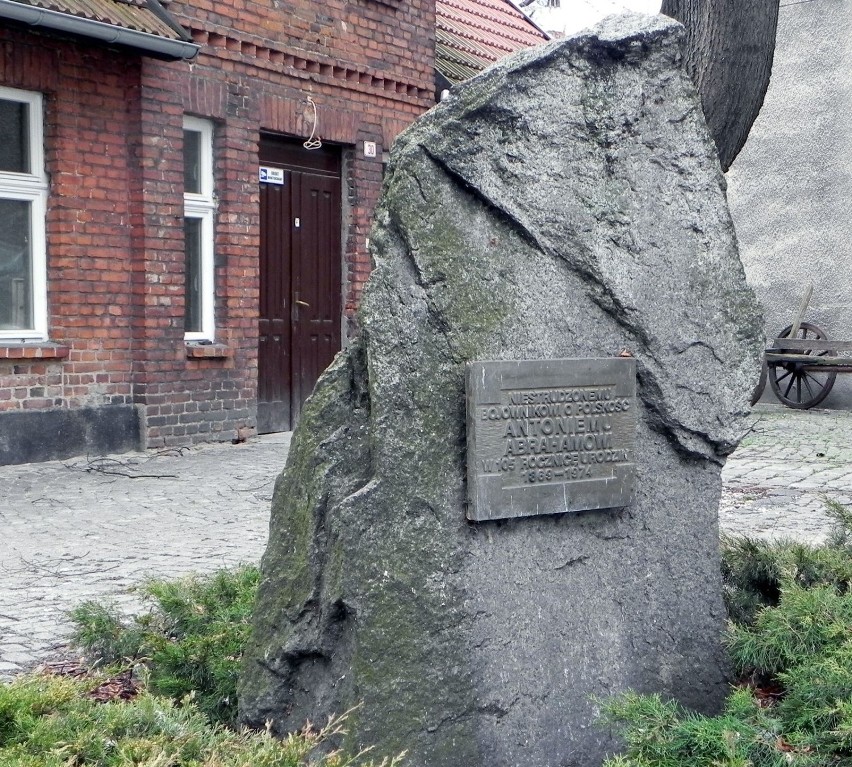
[466,358,636,521]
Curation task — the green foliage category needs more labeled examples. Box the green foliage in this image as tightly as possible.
[720,498,852,625]
[70,565,260,726]
[603,501,852,766]
[777,641,852,743]
[601,689,790,767]
[825,498,852,550]
[728,584,852,677]
[6,565,405,765]
[69,601,148,665]
[0,672,403,767]
[721,534,784,625]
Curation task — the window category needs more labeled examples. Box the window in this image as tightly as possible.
[183,117,215,341]
[0,87,47,341]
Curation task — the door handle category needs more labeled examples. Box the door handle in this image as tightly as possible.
[293,292,310,322]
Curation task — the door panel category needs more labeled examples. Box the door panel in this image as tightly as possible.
[292,175,342,415]
[258,138,341,433]
[258,171,293,433]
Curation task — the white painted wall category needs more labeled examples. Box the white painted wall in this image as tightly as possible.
[727,0,852,408]
[520,0,661,38]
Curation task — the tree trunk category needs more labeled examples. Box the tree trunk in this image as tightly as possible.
[662,0,780,171]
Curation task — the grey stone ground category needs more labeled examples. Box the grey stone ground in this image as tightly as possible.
[1,405,850,680]
[0,433,289,679]
[719,405,852,541]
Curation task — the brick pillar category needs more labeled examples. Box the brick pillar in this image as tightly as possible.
[130,61,186,448]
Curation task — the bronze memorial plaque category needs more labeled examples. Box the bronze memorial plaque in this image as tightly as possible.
[466,358,636,521]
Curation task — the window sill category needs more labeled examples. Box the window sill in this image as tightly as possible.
[185,343,231,359]
[0,343,69,360]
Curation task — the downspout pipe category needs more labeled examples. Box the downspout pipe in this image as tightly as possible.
[0,0,199,60]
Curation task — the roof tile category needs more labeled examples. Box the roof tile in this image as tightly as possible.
[437,0,548,84]
[8,0,187,40]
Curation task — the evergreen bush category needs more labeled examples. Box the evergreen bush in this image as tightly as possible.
[0,672,402,767]
[602,500,852,766]
[69,565,259,726]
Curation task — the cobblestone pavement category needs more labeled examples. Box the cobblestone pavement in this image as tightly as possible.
[0,433,289,679]
[1,405,851,679]
[719,405,852,542]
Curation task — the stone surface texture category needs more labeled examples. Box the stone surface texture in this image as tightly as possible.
[239,14,764,767]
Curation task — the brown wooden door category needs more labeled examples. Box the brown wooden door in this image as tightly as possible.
[258,137,341,433]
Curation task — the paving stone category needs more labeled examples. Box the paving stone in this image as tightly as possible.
[719,405,852,544]
[2,407,852,680]
[0,433,289,679]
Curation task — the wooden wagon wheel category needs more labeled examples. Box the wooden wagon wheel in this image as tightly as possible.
[769,322,837,409]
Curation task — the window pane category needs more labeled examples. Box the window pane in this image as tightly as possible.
[184,217,202,332]
[0,100,29,174]
[0,199,32,330]
[184,130,201,194]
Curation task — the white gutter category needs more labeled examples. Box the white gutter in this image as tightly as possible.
[0,0,199,60]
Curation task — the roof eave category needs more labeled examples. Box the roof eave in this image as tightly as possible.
[435,68,454,93]
[0,0,199,60]
[510,1,551,41]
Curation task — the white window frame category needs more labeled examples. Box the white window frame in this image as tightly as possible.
[183,116,216,342]
[0,86,48,342]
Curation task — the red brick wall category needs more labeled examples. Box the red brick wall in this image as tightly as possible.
[0,30,139,416]
[169,0,435,92]
[129,0,435,448]
[0,0,435,456]
[167,0,436,313]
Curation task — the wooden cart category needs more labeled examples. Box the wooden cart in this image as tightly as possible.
[752,284,852,409]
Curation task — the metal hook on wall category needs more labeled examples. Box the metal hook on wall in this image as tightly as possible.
[303,96,322,150]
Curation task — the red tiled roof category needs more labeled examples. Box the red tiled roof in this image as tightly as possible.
[6,0,189,40]
[436,0,549,84]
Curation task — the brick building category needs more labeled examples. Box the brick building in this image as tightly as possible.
[0,0,545,465]
[0,0,435,464]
